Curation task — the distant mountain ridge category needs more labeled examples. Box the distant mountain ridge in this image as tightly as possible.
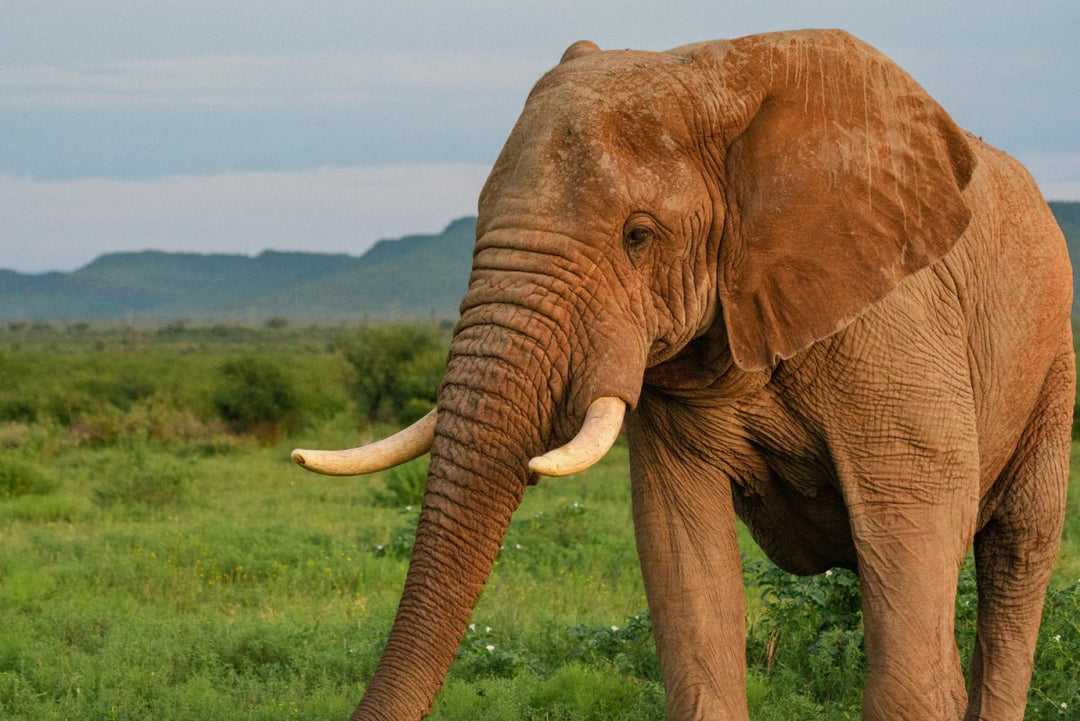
[0,217,477,322]
[2,205,1079,323]
[1045,202,1080,315]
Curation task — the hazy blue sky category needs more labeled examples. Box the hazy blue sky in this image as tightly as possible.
[2,1,1077,272]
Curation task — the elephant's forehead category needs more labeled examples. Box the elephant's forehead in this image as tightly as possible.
[516,66,695,183]
[528,52,693,137]
[481,51,706,225]
[500,112,695,221]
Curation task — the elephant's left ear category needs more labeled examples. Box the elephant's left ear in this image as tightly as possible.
[710,31,976,371]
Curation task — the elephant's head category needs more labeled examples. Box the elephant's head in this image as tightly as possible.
[293,29,975,720]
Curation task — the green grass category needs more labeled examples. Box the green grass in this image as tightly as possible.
[0,322,1077,720]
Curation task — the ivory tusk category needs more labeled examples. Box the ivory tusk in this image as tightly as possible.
[291,409,437,476]
[528,397,626,477]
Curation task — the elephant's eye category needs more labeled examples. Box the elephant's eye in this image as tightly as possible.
[625,225,656,249]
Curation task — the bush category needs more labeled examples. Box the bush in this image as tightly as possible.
[744,558,1080,718]
[77,373,156,411]
[373,457,428,508]
[91,449,192,510]
[338,324,448,424]
[1028,580,1080,718]
[745,560,864,707]
[212,357,302,442]
[561,613,658,681]
[372,508,420,560]
[0,455,57,498]
[0,398,37,424]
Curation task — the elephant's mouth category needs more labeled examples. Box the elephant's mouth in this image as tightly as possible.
[290,395,626,479]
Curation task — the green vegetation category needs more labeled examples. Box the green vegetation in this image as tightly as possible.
[0,321,1077,720]
[213,357,304,442]
[338,323,450,424]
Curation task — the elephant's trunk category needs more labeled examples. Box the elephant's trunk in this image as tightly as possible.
[350,451,522,719]
[349,316,560,721]
[346,228,646,719]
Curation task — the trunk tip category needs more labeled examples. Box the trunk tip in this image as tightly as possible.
[290,449,308,467]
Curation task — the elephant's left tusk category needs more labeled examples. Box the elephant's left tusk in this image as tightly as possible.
[528,397,626,477]
[291,409,437,476]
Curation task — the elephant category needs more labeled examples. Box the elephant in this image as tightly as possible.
[292,29,1074,721]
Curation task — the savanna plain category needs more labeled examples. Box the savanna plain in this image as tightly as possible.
[1,321,1077,721]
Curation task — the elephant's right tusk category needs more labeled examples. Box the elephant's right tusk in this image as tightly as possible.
[291,409,437,476]
[528,397,626,477]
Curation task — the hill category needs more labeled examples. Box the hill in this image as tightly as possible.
[0,217,477,323]
[1,205,1078,323]
[1048,202,1080,315]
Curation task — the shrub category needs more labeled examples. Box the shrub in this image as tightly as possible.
[372,508,420,560]
[221,623,297,678]
[0,455,57,498]
[745,560,864,706]
[212,357,302,442]
[0,398,37,424]
[338,324,447,424]
[400,397,437,426]
[77,373,155,411]
[744,557,1080,717]
[561,613,658,681]
[455,623,525,679]
[91,449,192,510]
[0,423,34,450]
[373,457,428,508]
[1028,580,1080,718]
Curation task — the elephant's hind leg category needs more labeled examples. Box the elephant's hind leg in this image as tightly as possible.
[967,344,1074,721]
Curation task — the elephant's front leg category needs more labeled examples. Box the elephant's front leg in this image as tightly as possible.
[851,498,973,721]
[628,404,749,721]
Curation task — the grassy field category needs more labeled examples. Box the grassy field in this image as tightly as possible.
[0,322,1077,720]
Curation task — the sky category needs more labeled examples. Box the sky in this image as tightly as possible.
[2,1,1078,273]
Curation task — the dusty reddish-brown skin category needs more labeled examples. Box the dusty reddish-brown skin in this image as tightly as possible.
[344,30,1074,721]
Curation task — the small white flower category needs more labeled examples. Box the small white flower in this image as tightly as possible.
[1054,634,1062,642]
[485,626,492,633]
[405,505,413,511]
[514,543,523,550]
[611,626,620,632]
[1061,702,1068,709]
[469,624,476,632]
[825,570,834,577]
[485,644,495,653]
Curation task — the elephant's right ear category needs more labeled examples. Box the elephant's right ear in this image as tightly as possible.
[709,30,976,371]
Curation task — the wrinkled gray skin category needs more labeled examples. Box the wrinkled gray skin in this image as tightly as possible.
[344,30,1074,721]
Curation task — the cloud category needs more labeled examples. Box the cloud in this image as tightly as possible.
[0,164,491,273]
[0,51,549,109]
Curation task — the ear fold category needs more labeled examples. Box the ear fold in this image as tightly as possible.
[560,40,600,63]
[713,30,976,371]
